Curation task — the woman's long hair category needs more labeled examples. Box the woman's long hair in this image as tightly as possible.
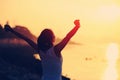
[37,29,55,51]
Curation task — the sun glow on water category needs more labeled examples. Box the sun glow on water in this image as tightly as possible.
[102,43,119,80]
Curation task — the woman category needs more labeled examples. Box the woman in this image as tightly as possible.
[4,20,80,80]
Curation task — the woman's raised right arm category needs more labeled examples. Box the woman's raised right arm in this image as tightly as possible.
[54,20,80,56]
[4,24,38,51]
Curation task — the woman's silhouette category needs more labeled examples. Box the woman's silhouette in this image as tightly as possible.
[4,20,80,80]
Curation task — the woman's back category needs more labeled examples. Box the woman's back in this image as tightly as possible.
[39,47,63,80]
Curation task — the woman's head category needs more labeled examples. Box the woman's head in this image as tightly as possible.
[37,29,55,51]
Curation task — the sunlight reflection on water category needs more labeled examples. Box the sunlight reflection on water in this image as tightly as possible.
[102,43,118,80]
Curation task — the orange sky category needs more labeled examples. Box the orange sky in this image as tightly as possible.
[0,0,120,44]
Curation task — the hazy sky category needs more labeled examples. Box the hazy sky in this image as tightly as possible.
[0,1,120,79]
[0,0,120,44]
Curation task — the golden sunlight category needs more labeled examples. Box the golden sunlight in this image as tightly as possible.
[106,43,119,64]
[95,4,120,22]
[102,43,119,80]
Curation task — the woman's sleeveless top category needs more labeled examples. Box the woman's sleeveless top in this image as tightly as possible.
[39,47,63,80]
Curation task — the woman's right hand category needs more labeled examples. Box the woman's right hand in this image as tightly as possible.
[4,24,12,32]
[74,20,80,28]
